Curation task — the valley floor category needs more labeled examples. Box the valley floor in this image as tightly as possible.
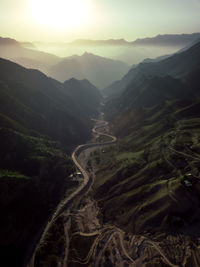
[32,115,200,267]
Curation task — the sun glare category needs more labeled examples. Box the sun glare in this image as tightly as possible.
[30,0,91,30]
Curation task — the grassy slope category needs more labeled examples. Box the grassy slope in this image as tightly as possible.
[90,42,200,266]
[93,99,200,237]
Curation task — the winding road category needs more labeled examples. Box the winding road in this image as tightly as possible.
[26,118,117,267]
[26,118,185,267]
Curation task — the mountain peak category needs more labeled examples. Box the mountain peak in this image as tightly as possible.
[67,77,80,84]
[0,36,21,46]
[82,52,95,57]
[65,77,95,89]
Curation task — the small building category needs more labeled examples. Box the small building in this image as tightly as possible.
[184,179,192,187]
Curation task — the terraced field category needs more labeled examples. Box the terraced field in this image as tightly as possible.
[91,100,200,266]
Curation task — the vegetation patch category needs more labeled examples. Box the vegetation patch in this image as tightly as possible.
[0,169,29,179]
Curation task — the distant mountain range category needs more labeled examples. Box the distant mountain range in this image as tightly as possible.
[1,33,200,89]
[0,37,35,49]
[48,52,130,88]
[68,38,131,46]
[132,33,200,47]
[67,33,200,47]
[0,36,20,46]
[33,33,200,67]
[104,38,200,97]
[0,37,130,88]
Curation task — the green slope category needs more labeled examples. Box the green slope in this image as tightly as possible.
[94,99,200,234]
[0,57,102,266]
[0,57,102,149]
[92,42,200,266]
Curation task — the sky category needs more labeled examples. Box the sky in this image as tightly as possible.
[0,0,200,42]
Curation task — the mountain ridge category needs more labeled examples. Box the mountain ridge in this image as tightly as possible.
[59,33,200,47]
[48,52,130,88]
[0,56,102,266]
[104,40,200,97]
[91,38,200,266]
[132,32,200,46]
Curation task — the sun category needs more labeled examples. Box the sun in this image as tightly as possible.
[30,0,91,30]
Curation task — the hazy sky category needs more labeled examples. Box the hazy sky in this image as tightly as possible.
[0,0,200,42]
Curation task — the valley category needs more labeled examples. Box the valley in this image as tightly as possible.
[31,111,200,267]
[91,111,200,266]
[0,57,102,267]
[0,22,200,267]
[28,116,117,266]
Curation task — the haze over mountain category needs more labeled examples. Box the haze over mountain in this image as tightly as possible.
[0,37,61,73]
[1,0,200,265]
[34,33,200,65]
[68,38,132,46]
[132,33,200,47]
[2,33,199,74]
[47,52,130,88]
[104,38,200,97]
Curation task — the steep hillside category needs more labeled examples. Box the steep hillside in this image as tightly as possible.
[142,54,171,63]
[0,128,75,267]
[48,52,130,88]
[62,78,102,116]
[92,42,200,265]
[0,58,101,267]
[94,99,200,229]
[0,57,98,148]
[0,36,61,72]
[93,102,200,266]
[104,40,200,97]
